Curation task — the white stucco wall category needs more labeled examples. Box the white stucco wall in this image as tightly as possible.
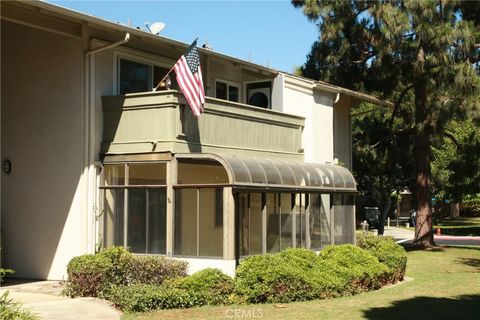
[1,21,88,279]
[333,96,353,169]
[281,75,335,165]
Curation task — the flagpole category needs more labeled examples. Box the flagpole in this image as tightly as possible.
[153,37,199,91]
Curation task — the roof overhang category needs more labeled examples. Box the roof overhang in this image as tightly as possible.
[176,153,358,194]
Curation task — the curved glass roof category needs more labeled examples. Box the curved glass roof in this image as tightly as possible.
[207,154,357,193]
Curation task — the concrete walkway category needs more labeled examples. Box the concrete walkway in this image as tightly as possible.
[0,281,122,320]
[368,226,415,243]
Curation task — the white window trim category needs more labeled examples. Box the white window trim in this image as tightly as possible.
[113,47,176,95]
[215,78,241,103]
[243,79,273,109]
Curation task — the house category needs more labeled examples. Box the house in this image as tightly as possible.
[0,0,391,279]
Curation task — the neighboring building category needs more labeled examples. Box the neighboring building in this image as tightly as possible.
[1,0,391,279]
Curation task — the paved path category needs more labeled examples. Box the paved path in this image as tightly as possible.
[1,281,121,320]
[374,227,480,246]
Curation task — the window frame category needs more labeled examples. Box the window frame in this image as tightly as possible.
[113,50,175,95]
[215,78,241,103]
[100,162,168,254]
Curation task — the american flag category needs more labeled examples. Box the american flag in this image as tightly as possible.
[173,39,205,116]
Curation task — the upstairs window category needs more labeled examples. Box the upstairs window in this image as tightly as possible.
[118,57,177,94]
[215,80,239,103]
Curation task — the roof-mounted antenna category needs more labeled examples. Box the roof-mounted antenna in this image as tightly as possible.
[146,21,166,35]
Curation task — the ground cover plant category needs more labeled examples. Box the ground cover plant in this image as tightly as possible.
[0,291,39,320]
[123,246,480,320]
[64,239,406,314]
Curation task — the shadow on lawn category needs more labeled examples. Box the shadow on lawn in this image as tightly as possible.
[363,294,480,320]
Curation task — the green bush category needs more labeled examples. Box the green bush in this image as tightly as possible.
[0,268,15,283]
[171,268,234,305]
[357,235,408,282]
[106,285,197,312]
[64,247,188,298]
[234,251,321,303]
[65,253,112,297]
[0,291,39,320]
[129,255,188,286]
[234,246,391,304]
[107,268,234,312]
[318,244,390,293]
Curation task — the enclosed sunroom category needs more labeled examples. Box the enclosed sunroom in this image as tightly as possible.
[100,152,356,276]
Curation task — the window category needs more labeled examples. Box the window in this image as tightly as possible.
[215,80,239,102]
[173,159,229,258]
[101,163,167,254]
[118,57,178,94]
[174,188,223,257]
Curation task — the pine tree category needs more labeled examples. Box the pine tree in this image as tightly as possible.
[293,0,480,247]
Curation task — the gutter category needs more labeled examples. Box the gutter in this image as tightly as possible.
[86,32,130,56]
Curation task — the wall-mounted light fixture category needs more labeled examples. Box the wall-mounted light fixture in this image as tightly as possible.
[2,159,11,174]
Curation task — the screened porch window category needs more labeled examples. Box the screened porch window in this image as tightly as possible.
[238,191,352,257]
[173,159,228,258]
[101,163,167,254]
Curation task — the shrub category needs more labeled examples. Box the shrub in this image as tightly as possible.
[129,255,188,286]
[0,291,40,320]
[64,247,188,298]
[234,252,320,303]
[0,268,15,283]
[106,285,197,312]
[318,244,390,294]
[357,235,408,282]
[65,253,112,297]
[171,268,234,305]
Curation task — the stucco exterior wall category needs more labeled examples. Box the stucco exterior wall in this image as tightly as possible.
[1,21,86,279]
[282,76,335,165]
[333,96,352,169]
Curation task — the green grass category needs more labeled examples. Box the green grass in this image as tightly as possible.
[433,217,480,236]
[122,246,480,320]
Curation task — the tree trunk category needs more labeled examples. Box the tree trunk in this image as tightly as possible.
[377,190,391,235]
[413,46,435,248]
[450,202,460,218]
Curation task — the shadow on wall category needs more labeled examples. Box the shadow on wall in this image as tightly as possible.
[363,295,480,320]
[1,20,84,279]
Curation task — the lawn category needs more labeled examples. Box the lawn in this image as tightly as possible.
[123,246,480,320]
[398,216,480,237]
[434,217,480,236]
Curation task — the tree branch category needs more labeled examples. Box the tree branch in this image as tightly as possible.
[389,84,414,127]
[444,131,460,149]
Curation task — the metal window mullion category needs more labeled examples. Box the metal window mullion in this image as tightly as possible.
[196,188,200,257]
[291,193,296,248]
[124,164,129,248]
[146,189,150,253]
[305,193,310,249]
[247,193,251,254]
[261,193,266,254]
[277,194,281,251]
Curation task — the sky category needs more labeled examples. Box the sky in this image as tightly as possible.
[48,0,319,73]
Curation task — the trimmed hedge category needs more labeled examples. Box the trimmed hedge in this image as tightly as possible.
[171,268,234,305]
[64,247,187,297]
[357,235,408,282]
[317,244,390,293]
[234,245,391,304]
[65,241,407,311]
[107,268,234,312]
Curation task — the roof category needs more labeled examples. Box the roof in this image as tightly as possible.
[176,153,358,193]
[7,0,392,107]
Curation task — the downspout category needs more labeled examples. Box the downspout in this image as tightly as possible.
[84,32,130,253]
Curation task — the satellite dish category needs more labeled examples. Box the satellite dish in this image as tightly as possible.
[148,22,166,35]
